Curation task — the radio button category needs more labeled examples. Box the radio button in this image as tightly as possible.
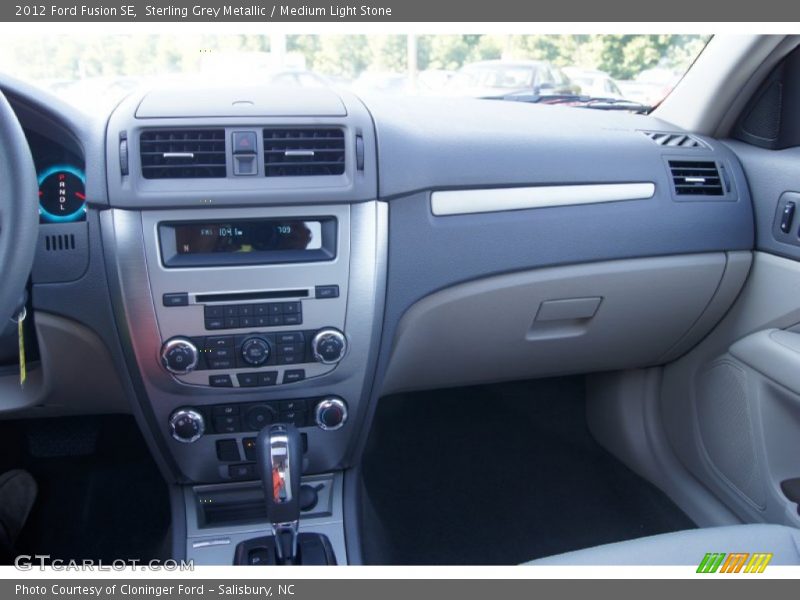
[269,315,285,326]
[212,404,239,416]
[280,398,306,411]
[282,302,301,314]
[241,337,271,366]
[278,354,300,365]
[208,358,234,370]
[268,303,282,315]
[216,439,240,462]
[206,336,233,349]
[283,370,306,384]
[279,411,307,427]
[163,292,189,307]
[254,304,269,316]
[228,464,255,479]
[205,318,225,330]
[204,305,224,319]
[276,332,304,344]
[209,375,233,388]
[283,314,302,326]
[224,305,239,317]
[240,316,255,328]
[224,317,240,329]
[244,405,277,430]
[237,372,259,387]
[315,285,339,299]
[239,305,254,316]
[208,346,234,360]
[213,415,240,434]
[255,316,269,327]
[258,371,278,386]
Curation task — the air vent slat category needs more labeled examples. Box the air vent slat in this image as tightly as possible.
[140,129,226,179]
[643,131,707,149]
[263,128,345,177]
[668,160,724,196]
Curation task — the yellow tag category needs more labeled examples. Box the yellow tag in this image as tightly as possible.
[18,314,26,387]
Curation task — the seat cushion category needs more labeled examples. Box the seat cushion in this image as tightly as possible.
[527,524,800,565]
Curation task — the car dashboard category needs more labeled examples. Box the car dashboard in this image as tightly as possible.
[1,78,755,564]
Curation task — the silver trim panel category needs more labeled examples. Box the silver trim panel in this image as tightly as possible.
[430,183,656,216]
[102,201,387,481]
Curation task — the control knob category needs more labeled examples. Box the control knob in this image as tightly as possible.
[241,336,271,366]
[312,328,347,365]
[314,397,348,431]
[160,337,199,375]
[169,408,205,443]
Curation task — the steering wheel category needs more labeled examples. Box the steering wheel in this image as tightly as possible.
[0,90,39,324]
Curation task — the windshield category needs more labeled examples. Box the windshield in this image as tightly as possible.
[452,65,537,89]
[0,34,710,113]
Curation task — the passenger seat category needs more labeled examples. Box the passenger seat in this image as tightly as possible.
[527,525,800,565]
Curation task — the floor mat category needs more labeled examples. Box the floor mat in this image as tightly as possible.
[0,415,170,563]
[360,377,695,565]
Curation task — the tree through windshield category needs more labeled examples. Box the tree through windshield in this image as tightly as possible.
[0,34,710,113]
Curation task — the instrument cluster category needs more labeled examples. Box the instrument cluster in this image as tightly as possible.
[24,128,86,224]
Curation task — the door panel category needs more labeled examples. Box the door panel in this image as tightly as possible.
[660,133,800,526]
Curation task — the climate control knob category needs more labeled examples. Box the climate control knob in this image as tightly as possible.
[169,408,205,443]
[312,328,347,364]
[314,397,348,431]
[241,337,271,366]
[160,337,199,375]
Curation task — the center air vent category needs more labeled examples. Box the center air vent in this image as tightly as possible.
[263,128,345,177]
[140,129,226,179]
[643,131,707,149]
[668,160,724,196]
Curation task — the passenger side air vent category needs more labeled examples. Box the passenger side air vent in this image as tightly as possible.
[263,128,345,177]
[668,160,724,196]
[140,129,226,179]
[643,131,707,149]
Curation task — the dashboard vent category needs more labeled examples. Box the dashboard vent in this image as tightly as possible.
[140,129,226,179]
[643,131,707,149]
[44,233,76,252]
[669,160,724,196]
[263,128,345,177]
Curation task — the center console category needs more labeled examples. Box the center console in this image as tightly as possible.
[100,85,385,564]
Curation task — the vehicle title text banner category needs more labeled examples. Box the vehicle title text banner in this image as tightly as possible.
[3,0,800,22]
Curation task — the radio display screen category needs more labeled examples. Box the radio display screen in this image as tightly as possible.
[174,220,323,255]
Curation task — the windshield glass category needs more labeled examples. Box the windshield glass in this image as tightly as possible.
[0,34,711,113]
[453,64,537,89]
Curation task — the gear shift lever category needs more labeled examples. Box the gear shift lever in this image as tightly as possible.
[255,423,302,564]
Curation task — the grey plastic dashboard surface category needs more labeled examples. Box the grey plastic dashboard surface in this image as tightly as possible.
[135,85,347,118]
[359,96,753,352]
[724,139,800,262]
[363,94,748,198]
